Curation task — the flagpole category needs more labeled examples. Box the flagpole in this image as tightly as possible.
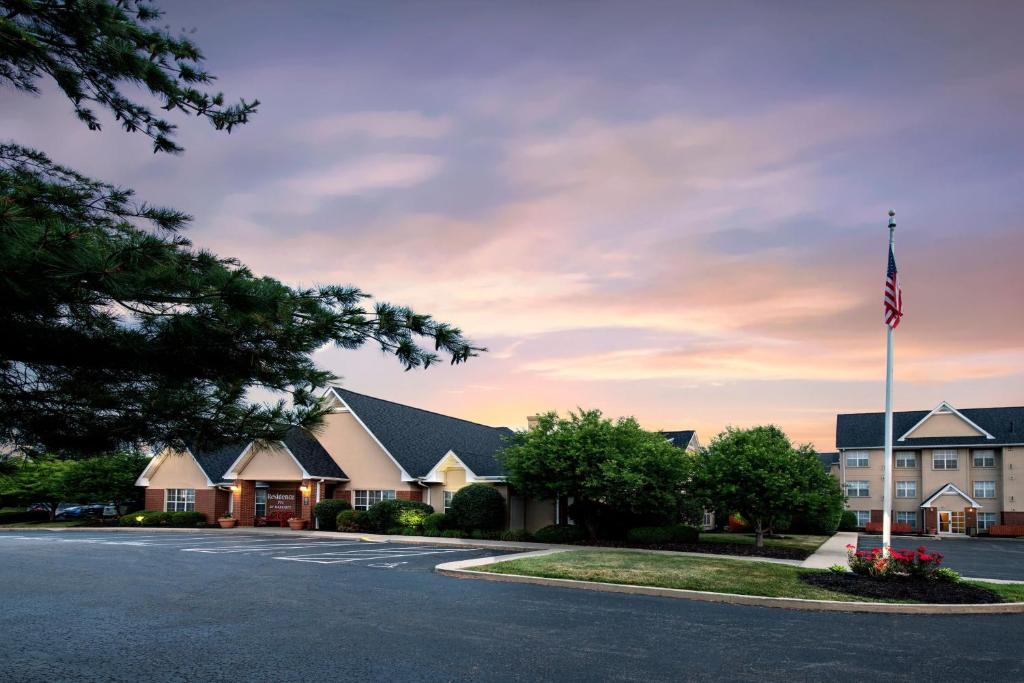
[882,209,896,557]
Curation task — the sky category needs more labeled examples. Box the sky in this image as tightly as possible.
[4,1,1023,449]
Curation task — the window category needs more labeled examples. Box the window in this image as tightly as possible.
[165,488,195,512]
[895,511,917,528]
[853,510,870,527]
[443,490,454,514]
[895,481,917,498]
[973,481,996,499]
[846,451,869,468]
[255,488,267,517]
[846,480,870,497]
[932,449,959,470]
[978,512,998,531]
[973,450,996,468]
[895,452,917,468]
[354,489,396,511]
[702,510,715,529]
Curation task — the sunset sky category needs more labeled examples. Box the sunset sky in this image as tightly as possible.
[5,1,1022,449]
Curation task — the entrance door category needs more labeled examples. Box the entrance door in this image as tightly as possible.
[938,510,965,534]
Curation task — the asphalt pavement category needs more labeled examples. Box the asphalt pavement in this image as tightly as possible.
[1,530,1022,682]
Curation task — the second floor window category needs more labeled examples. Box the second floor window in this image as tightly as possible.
[846,451,869,468]
[895,481,917,498]
[895,452,917,468]
[973,450,996,468]
[973,481,996,499]
[354,489,396,511]
[846,480,870,497]
[932,450,959,470]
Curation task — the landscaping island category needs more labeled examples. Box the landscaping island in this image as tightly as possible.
[479,550,1024,604]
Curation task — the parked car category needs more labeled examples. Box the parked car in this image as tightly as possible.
[56,504,107,519]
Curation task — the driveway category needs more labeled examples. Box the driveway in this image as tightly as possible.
[859,534,1024,581]
[1,530,1023,682]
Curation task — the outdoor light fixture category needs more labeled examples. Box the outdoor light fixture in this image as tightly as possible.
[230,485,240,493]
[299,485,311,494]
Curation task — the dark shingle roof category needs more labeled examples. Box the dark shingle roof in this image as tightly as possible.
[836,406,1024,449]
[283,427,347,479]
[661,430,696,449]
[817,452,839,470]
[332,388,511,478]
[190,442,248,484]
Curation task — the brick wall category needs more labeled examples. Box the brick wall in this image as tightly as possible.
[144,488,164,511]
[965,507,978,532]
[237,480,256,527]
[1004,511,1024,525]
[300,479,313,524]
[870,509,883,524]
[195,489,217,523]
[395,489,423,502]
[923,507,938,533]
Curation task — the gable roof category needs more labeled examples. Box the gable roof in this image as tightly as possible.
[330,388,511,478]
[661,430,696,450]
[190,442,248,484]
[836,405,1024,449]
[920,482,983,509]
[282,427,347,479]
[817,451,839,470]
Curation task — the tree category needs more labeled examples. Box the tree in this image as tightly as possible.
[449,483,505,531]
[63,452,149,512]
[500,410,693,538]
[0,1,481,455]
[690,426,844,548]
[0,457,74,520]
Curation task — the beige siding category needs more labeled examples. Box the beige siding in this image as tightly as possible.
[234,443,305,480]
[315,410,407,489]
[904,412,984,438]
[147,450,211,489]
[525,497,556,531]
[1003,447,1023,514]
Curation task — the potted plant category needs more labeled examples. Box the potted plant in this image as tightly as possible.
[287,517,307,530]
[218,513,237,529]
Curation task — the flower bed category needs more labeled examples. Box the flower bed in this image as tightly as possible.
[847,545,942,578]
[798,573,1001,604]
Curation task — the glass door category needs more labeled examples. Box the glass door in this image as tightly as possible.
[938,511,951,534]
[950,511,965,534]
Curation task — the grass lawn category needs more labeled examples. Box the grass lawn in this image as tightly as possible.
[698,532,830,553]
[481,550,1024,603]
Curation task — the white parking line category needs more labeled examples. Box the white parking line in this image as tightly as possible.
[274,548,472,565]
[182,541,367,554]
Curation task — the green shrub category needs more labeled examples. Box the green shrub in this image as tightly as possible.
[169,511,205,527]
[441,529,468,538]
[313,499,352,531]
[469,529,503,540]
[828,564,848,574]
[449,484,506,531]
[120,510,171,527]
[500,528,534,542]
[0,509,48,524]
[934,567,961,583]
[400,528,420,536]
[533,525,587,544]
[838,510,858,531]
[365,499,434,533]
[336,509,368,532]
[423,512,447,533]
[422,528,442,537]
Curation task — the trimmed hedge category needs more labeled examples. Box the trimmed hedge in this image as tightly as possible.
[336,509,368,532]
[533,525,587,544]
[626,524,699,545]
[365,499,434,533]
[169,511,205,527]
[423,512,447,533]
[313,499,352,531]
[838,510,858,531]
[441,529,468,538]
[500,528,534,542]
[470,529,503,540]
[0,509,49,524]
[449,484,506,531]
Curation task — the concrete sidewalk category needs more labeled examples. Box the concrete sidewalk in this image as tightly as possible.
[800,531,857,569]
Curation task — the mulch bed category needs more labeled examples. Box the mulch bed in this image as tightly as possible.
[566,539,810,561]
[799,572,1002,604]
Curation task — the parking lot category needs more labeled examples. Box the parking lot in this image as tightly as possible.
[0,530,498,572]
[858,534,1024,581]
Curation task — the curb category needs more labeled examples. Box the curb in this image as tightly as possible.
[435,550,1024,615]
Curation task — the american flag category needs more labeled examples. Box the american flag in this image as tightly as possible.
[884,245,903,328]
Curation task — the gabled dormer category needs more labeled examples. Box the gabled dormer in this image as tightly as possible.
[898,401,995,441]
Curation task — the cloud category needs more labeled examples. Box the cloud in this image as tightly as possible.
[285,153,444,198]
[298,111,453,140]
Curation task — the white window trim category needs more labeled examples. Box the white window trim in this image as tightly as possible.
[846,480,870,497]
[164,488,196,513]
[353,489,397,511]
[932,449,959,470]
[973,481,996,499]
[443,490,453,514]
[895,481,917,498]
[895,452,918,468]
[895,511,917,528]
[853,510,870,526]
[972,450,996,468]
[845,450,870,468]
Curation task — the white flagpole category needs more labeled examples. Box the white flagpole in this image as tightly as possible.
[882,210,896,557]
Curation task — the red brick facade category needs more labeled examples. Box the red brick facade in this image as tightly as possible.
[395,489,423,502]
[236,480,256,527]
[144,488,164,511]
[1003,511,1024,525]
[923,507,938,533]
[143,487,229,524]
